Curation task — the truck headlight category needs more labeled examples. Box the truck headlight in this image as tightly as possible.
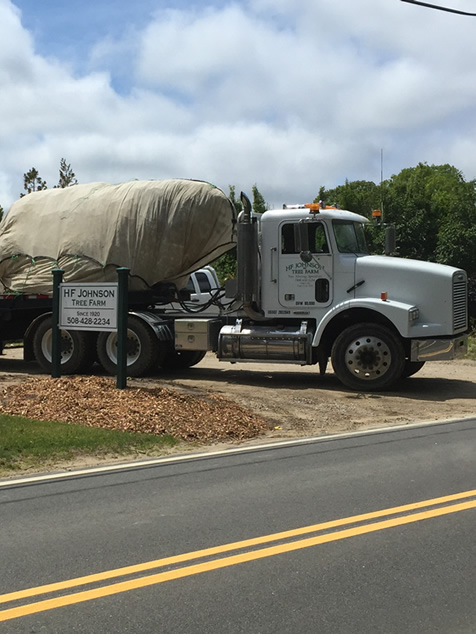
[408,307,419,323]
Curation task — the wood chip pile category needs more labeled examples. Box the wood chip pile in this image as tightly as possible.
[0,376,270,442]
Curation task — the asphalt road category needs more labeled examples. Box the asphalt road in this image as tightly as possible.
[1,418,476,633]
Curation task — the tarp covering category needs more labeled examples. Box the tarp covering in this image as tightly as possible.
[0,179,236,294]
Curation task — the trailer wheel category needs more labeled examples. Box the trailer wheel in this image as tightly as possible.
[97,316,160,377]
[32,318,93,375]
[162,350,206,371]
[401,360,426,379]
[331,323,405,391]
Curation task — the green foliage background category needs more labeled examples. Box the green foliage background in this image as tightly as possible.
[317,163,476,276]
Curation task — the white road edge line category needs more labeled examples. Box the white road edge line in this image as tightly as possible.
[1,416,475,487]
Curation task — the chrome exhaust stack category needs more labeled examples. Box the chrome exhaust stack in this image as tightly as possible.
[236,192,264,321]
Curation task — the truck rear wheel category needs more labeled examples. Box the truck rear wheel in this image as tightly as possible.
[331,323,405,391]
[97,316,160,377]
[162,350,206,370]
[32,318,93,375]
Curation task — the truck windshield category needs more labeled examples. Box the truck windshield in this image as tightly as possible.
[333,221,369,254]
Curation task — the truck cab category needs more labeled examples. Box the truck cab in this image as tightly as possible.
[259,205,467,344]
[214,199,468,390]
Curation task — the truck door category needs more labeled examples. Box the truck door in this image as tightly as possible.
[278,221,333,309]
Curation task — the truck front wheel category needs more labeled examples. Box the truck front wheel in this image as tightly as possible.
[401,360,426,379]
[161,350,206,371]
[97,316,160,377]
[331,323,405,391]
[32,318,93,374]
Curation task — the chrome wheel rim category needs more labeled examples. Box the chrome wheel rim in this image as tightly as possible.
[105,329,141,366]
[344,335,391,380]
[41,329,74,364]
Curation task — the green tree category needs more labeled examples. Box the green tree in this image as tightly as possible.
[56,158,78,188]
[210,185,241,283]
[316,163,476,274]
[383,164,440,261]
[228,185,243,213]
[315,179,381,218]
[384,163,476,270]
[252,184,269,214]
[20,167,47,197]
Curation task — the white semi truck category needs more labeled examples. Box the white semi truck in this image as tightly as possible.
[0,180,468,391]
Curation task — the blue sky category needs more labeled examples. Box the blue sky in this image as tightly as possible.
[1,0,476,209]
[15,1,206,69]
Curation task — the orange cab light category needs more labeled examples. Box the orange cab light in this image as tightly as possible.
[381,292,388,301]
[305,203,321,212]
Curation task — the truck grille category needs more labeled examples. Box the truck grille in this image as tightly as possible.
[453,274,468,331]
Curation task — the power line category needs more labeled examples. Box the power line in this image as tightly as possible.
[401,0,476,16]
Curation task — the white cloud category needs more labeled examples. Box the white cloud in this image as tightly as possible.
[1,0,476,212]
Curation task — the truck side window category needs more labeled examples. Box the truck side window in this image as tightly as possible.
[281,223,329,254]
[281,224,296,254]
[195,272,212,292]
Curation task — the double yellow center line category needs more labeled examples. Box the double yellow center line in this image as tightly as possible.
[2,488,476,622]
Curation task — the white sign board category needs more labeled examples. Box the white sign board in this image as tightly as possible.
[59,283,118,331]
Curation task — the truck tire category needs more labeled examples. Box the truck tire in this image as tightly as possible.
[331,323,405,391]
[32,318,93,375]
[401,360,426,379]
[97,316,160,377]
[162,349,206,371]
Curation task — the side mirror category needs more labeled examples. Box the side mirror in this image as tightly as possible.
[385,225,396,256]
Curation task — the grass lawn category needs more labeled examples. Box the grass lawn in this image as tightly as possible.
[0,414,179,476]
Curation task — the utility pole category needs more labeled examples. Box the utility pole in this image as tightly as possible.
[380,148,384,224]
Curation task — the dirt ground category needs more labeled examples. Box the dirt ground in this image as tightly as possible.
[1,347,475,444]
[152,354,476,437]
